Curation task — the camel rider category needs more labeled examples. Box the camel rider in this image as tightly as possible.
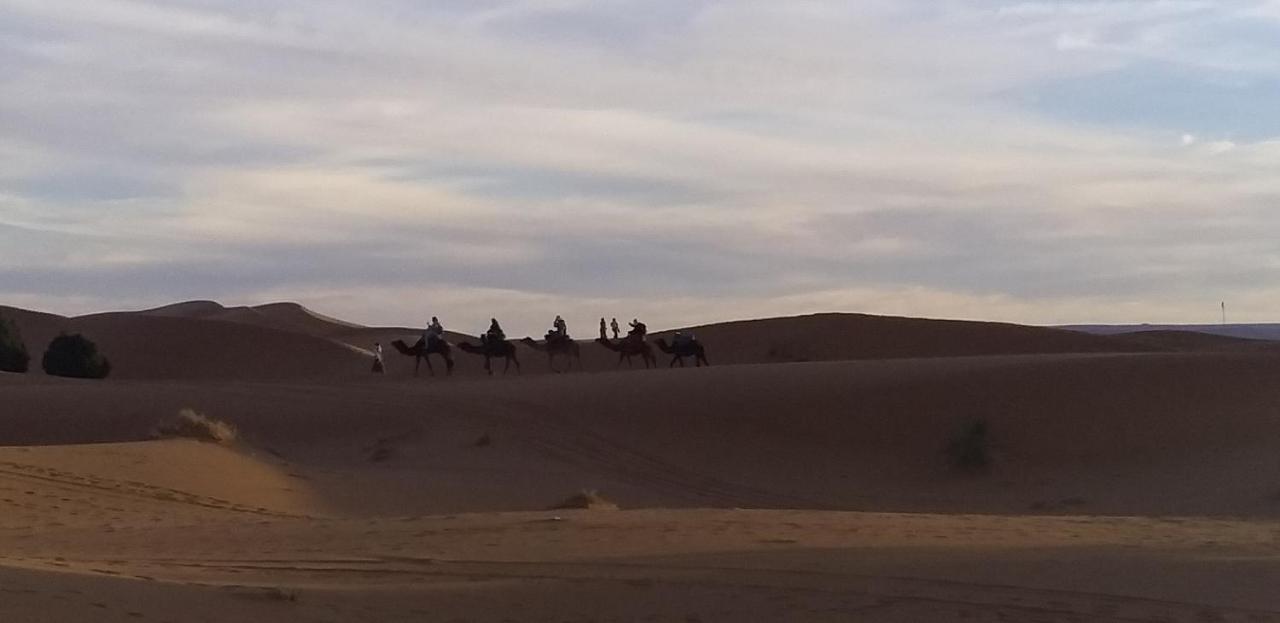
[610,317,621,340]
[628,318,647,340]
[486,318,505,343]
[424,316,444,347]
[673,331,694,348]
[553,315,568,340]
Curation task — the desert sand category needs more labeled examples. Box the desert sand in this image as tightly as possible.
[2,302,1280,621]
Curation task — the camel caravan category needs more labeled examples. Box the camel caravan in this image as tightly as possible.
[388,316,708,377]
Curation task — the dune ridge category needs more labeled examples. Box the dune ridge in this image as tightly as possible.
[0,302,1230,381]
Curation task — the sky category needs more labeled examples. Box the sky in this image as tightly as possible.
[3,0,1280,335]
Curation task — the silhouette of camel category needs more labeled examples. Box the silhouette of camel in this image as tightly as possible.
[390,338,454,377]
[595,336,656,369]
[457,337,521,375]
[654,337,710,367]
[520,336,581,373]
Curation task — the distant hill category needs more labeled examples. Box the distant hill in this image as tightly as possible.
[1102,330,1280,353]
[652,312,1157,364]
[1061,323,1280,342]
[140,301,365,337]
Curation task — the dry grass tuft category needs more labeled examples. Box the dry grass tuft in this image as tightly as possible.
[153,409,238,445]
[230,586,298,603]
[260,587,299,602]
[551,489,619,511]
[946,418,991,473]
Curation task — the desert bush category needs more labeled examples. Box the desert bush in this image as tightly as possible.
[0,315,29,373]
[946,419,991,472]
[551,489,619,510]
[153,409,238,445]
[42,333,111,379]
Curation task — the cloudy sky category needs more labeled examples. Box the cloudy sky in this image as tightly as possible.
[3,1,1280,334]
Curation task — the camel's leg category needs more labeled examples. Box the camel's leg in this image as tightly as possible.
[511,355,521,374]
[548,353,559,374]
[445,355,455,376]
[413,356,421,378]
[424,355,435,377]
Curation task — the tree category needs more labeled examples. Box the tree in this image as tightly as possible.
[0,315,30,373]
[42,333,111,379]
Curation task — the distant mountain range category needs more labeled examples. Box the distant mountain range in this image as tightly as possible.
[1061,324,1280,342]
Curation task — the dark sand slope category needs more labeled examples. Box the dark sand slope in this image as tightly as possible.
[5,352,1280,518]
[6,302,1280,621]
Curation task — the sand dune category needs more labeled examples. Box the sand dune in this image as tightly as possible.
[71,312,369,380]
[0,303,1180,381]
[0,440,317,517]
[5,302,1280,620]
[4,304,377,380]
[139,300,230,318]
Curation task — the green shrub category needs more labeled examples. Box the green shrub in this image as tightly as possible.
[0,315,29,373]
[42,333,111,379]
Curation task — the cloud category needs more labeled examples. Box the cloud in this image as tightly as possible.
[2,1,1280,329]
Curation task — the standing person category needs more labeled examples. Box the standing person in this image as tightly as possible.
[372,342,385,374]
[610,317,620,340]
[599,318,608,340]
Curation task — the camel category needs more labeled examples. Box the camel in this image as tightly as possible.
[654,337,710,367]
[390,338,454,377]
[595,336,657,369]
[457,336,521,375]
[520,336,581,373]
